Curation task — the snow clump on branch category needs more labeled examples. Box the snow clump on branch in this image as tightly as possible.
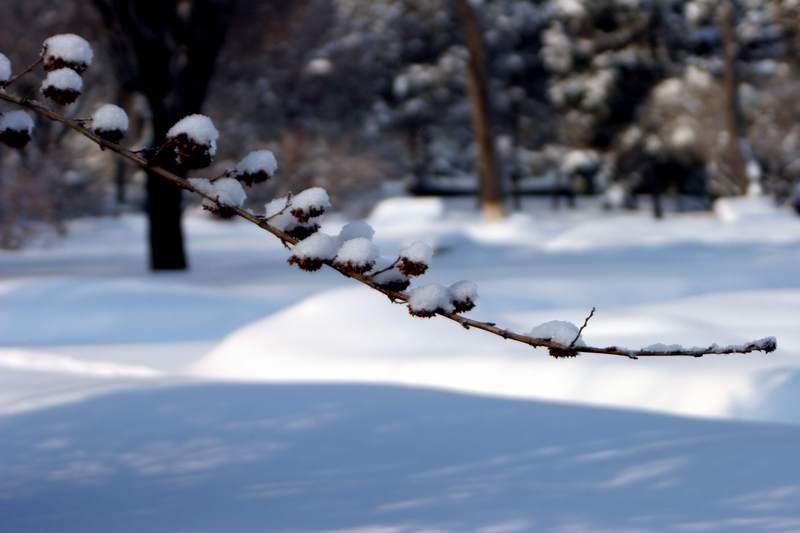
[398,241,433,276]
[529,320,585,347]
[91,104,129,143]
[189,177,246,218]
[265,196,320,240]
[448,280,478,313]
[0,111,34,148]
[41,68,82,105]
[288,232,339,271]
[370,256,410,292]
[334,237,379,274]
[164,114,219,169]
[0,53,11,83]
[290,187,331,223]
[43,34,93,73]
[408,284,454,317]
[234,149,278,186]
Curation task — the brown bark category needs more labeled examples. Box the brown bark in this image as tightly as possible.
[455,0,505,219]
[720,0,749,195]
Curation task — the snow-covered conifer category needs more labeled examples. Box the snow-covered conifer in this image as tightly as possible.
[334,237,378,274]
[163,114,219,169]
[41,68,82,105]
[337,221,374,242]
[408,283,454,318]
[0,53,11,83]
[448,280,478,313]
[0,111,34,148]
[42,34,93,73]
[397,241,433,276]
[288,232,338,271]
[290,187,331,223]
[90,104,129,143]
[234,149,278,186]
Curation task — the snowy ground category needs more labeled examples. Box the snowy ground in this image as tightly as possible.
[1,195,799,531]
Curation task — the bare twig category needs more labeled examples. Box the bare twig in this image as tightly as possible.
[265,193,293,221]
[1,55,43,89]
[0,89,778,360]
[570,307,595,349]
[369,257,400,277]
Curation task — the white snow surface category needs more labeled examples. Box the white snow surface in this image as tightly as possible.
[43,34,93,66]
[337,220,375,241]
[41,67,82,91]
[529,320,586,347]
[290,232,338,260]
[408,283,455,313]
[2,195,800,531]
[91,104,129,132]
[0,110,34,133]
[292,186,331,212]
[400,240,433,263]
[0,53,10,82]
[335,237,379,266]
[166,114,219,146]
[235,149,278,176]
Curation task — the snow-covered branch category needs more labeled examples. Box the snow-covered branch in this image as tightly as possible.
[0,35,778,360]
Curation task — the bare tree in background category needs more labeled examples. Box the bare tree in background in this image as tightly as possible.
[455,0,505,219]
[92,0,236,270]
[720,0,749,195]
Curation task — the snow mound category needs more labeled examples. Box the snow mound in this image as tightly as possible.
[337,220,374,241]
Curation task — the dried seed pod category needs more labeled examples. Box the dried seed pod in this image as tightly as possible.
[41,68,82,105]
[0,111,34,149]
[407,284,453,318]
[397,242,433,277]
[448,281,478,314]
[234,149,278,186]
[160,115,219,170]
[42,34,93,73]
[288,233,338,272]
[334,238,378,274]
[91,104,129,143]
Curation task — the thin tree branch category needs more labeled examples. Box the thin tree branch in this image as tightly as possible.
[571,307,595,349]
[1,56,43,89]
[0,89,778,360]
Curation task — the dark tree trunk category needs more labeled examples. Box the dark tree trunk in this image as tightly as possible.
[93,0,236,270]
[455,0,505,219]
[720,0,748,195]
